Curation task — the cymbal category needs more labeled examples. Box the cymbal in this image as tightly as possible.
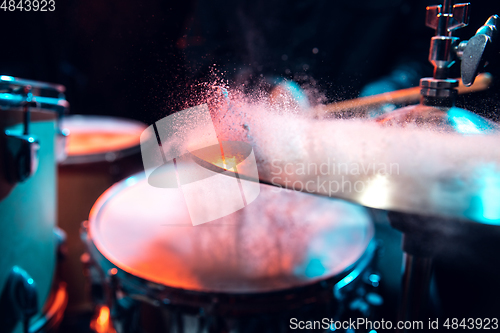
[375,104,498,133]
[200,104,500,225]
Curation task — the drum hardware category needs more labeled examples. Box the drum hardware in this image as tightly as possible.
[0,275,68,333]
[80,175,382,333]
[0,86,68,111]
[0,75,66,94]
[0,228,69,333]
[306,3,496,116]
[29,281,68,333]
[27,227,69,333]
[4,85,40,183]
[54,227,69,262]
[79,232,132,333]
[0,77,69,333]
[371,1,500,331]
[419,5,498,106]
[82,239,382,333]
[80,222,167,333]
[387,212,452,329]
[0,75,69,186]
[2,266,39,333]
[332,243,384,321]
[0,74,70,162]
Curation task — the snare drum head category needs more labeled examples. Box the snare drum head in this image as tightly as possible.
[89,171,373,293]
[62,115,147,163]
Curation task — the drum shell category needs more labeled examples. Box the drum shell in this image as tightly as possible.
[0,108,57,333]
[84,231,377,333]
[57,116,145,313]
[85,235,376,312]
[83,171,377,331]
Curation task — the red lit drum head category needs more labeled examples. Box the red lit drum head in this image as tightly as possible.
[62,115,146,161]
[89,172,374,293]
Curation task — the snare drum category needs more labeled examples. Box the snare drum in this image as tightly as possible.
[83,169,379,332]
[0,76,68,333]
[57,115,147,313]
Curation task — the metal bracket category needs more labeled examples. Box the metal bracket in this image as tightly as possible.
[461,15,499,86]
[426,3,470,33]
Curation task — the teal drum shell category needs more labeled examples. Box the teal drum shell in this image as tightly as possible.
[0,108,57,333]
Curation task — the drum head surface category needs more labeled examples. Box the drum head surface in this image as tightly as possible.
[62,115,146,157]
[89,172,373,294]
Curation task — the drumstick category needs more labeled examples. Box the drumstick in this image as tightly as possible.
[316,72,493,115]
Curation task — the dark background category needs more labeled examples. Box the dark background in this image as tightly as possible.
[0,0,194,125]
[1,0,499,125]
[2,0,500,328]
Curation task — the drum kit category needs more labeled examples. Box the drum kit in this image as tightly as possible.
[0,75,69,333]
[1,1,499,333]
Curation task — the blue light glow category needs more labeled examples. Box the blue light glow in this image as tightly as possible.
[0,93,14,100]
[281,81,311,109]
[304,258,326,278]
[451,116,481,134]
[466,165,500,224]
[125,176,138,186]
[368,273,380,287]
[448,107,496,134]
[0,75,14,81]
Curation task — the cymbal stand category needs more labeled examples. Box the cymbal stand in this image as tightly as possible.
[386,1,498,331]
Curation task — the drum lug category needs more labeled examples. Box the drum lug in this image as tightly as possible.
[4,131,40,183]
[56,127,69,162]
[0,266,39,333]
[81,252,103,305]
[202,297,229,333]
[80,220,89,236]
[80,221,103,305]
[105,269,141,333]
[81,221,139,333]
[343,270,383,319]
[333,241,384,322]
[4,85,40,183]
[54,227,68,262]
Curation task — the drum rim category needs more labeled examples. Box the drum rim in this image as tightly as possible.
[84,231,376,314]
[60,115,146,165]
[85,172,375,308]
